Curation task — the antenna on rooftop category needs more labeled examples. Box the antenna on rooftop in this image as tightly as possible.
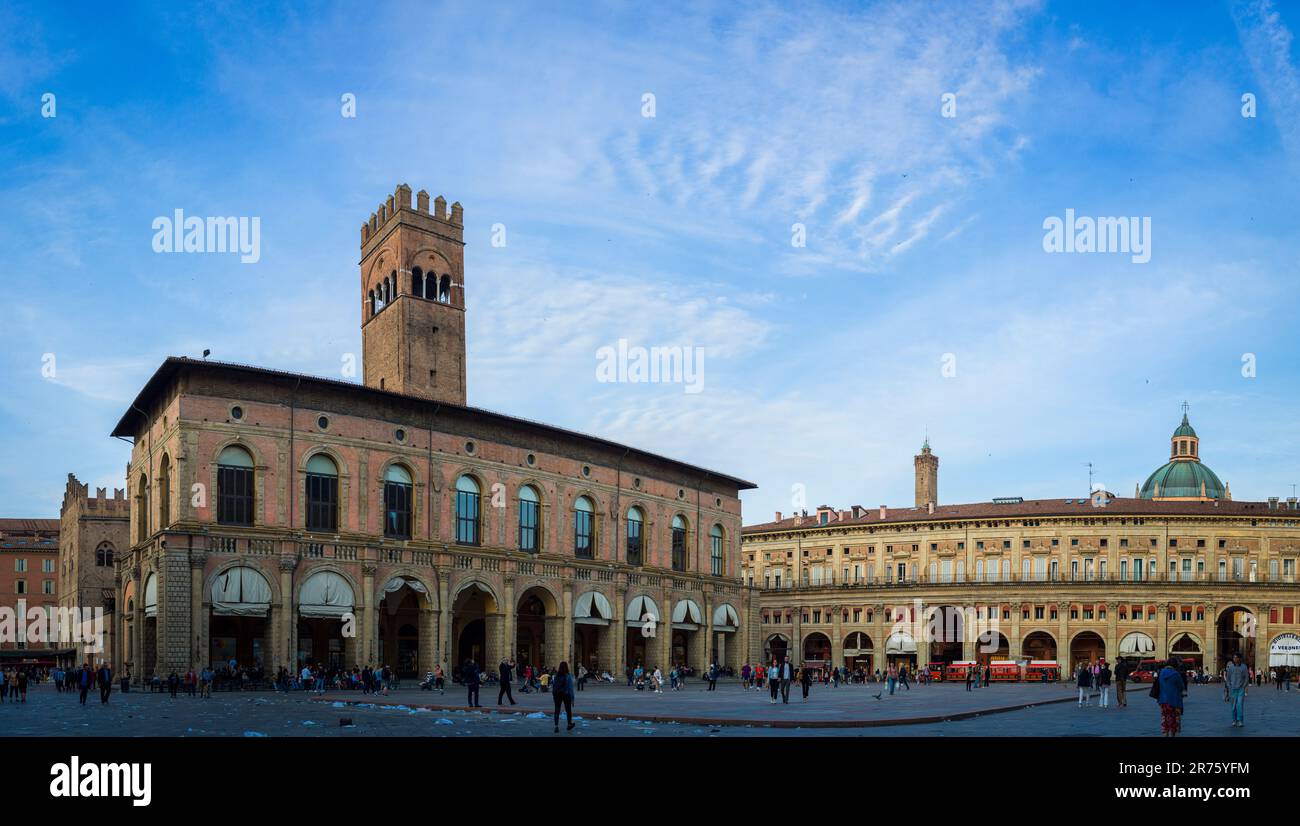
[202,349,211,360]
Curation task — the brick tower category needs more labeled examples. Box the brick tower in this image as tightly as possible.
[360,183,467,405]
[914,437,938,508]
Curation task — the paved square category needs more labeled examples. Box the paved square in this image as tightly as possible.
[4,680,1299,737]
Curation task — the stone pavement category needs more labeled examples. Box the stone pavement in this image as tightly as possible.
[2,680,1297,737]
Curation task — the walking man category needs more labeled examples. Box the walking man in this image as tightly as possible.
[1115,659,1129,707]
[97,662,113,704]
[1076,661,1092,706]
[780,656,793,704]
[462,659,481,708]
[498,658,517,705]
[1097,659,1111,708]
[1225,652,1249,728]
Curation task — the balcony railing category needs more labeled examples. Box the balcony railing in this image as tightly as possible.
[752,570,1296,591]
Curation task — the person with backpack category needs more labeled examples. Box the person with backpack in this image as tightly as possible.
[1076,661,1093,706]
[552,661,576,733]
[1096,660,1112,708]
[1153,658,1187,736]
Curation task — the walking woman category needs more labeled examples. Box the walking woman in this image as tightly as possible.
[800,664,813,701]
[552,661,576,733]
[1153,658,1187,736]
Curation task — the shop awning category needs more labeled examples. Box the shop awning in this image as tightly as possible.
[210,566,272,617]
[575,591,613,626]
[298,570,355,619]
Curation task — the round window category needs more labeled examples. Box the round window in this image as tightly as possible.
[317,415,329,430]
[581,465,591,478]
[465,440,476,454]
[526,453,536,466]
[395,428,406,443]
[230,405,243,421]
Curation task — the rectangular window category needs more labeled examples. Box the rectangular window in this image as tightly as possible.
[518,498,539,553]
[15,559,27,573]
[626,519,643,566]
[672,528,686,572]
[574,510,593,559]
[217,465,255,526]
[43,580,53,595]
[42,559,54,573]
[455,489,480,546]
[384,481,413,539]
[305,473,339,533]
[16,580,26,594]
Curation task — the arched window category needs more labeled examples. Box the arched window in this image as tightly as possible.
[217,445,255,526]
[368,289,376,316]
[574,496,594,559]
[671,515,687,572]
[158,455,171,528]
[412,266,424,298]
[626,506,644,566]
[711,524,725,576]
[438,274,451,303]
[95,542,114,568]
[305,453,339,533]
[137,473,149,541]
[383,464,413,539]
[518,485,539,553]
[455,475,480,546]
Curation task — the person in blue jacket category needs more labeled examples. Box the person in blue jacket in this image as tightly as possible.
[1153,658,1187,736]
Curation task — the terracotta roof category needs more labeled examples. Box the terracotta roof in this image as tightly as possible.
[742,497,1295,534]
[110,357,757,490]
[0,519,60,533]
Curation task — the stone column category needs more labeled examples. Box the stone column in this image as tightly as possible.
[189,553,206,670]
[660,595,674,672]
[704,594,716,668]
[612,584,627,674]
[872,603,886,675]
[159,545,192,676]
[561,583,574,667]
[502,576,516,664]
[1009,602,1022,660]
[1203,602,1217,673]
[1106,601,1118,664]
[830,603,843,670]
[362,562,376,665]
[1254,604,1270,675]
[1057,602,1070,671]
[438,570,451,669]
[1156,602,1169,665]
[131,565,144,684]
[278,556,296,671]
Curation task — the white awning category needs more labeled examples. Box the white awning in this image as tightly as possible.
[626,595,660,624]
[1270,633,1300,667]
[144,574,158,618]
[382,576,428,595]
[1119,631,1156,657]
[712,603,740,631]
[671,599,703,629]
[210,566,272,617]
[299,570,355,619]
[885,631,916,655]
[575,591,612,626]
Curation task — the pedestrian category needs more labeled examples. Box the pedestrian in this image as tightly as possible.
[462,659,481,707]
[780,657,793,704]
[707,661,718,691]
[1097,660,1111,708]
[965,664,973,692]
[577,663,587,691]
[0,668,7,703]
[1115,659,1130,707]
[899,664,910,691]
[887,663,898,696]
[1076,661,1092,706]
[498,658,517,705]
[653,666,664,693]
[768,658,780,704]
[97,662,113,704]
[77,665,90,705]
[1225,653,1249,728]
[800,663,812,701]
[552,661,576,733]
[1153,658,1186,736]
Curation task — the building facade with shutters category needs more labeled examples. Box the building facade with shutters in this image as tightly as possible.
[741,414,1300,678]
[110,184,755,682]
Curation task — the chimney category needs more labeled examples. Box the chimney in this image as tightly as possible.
[927,502,935,515]
[1288,497,1299,510]
[879,505,888,520]
[1269,497,1279,510]
[775,511,783,522]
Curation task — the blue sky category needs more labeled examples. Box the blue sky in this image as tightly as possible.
[1,0,1298,520]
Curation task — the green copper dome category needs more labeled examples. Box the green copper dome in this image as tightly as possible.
[1140,459,1225,499]
[1172,413,1197,438]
